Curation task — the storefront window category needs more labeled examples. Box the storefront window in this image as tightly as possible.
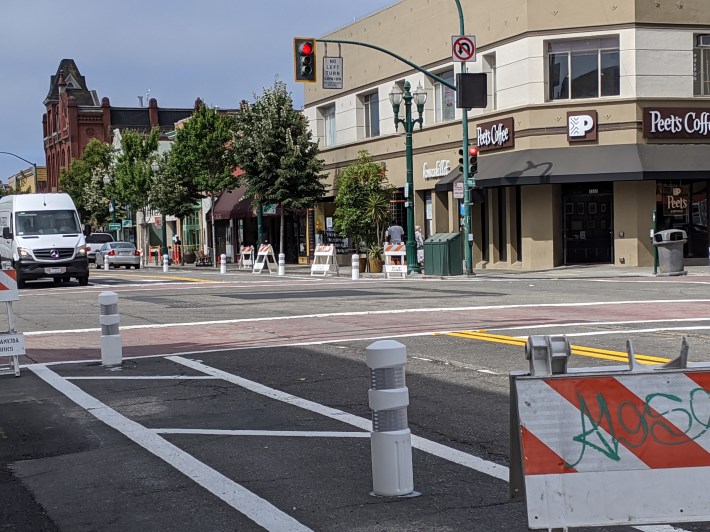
[656,181,709,258]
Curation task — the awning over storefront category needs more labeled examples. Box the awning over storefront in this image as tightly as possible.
[207,187,254,221]
[437,144,710,189]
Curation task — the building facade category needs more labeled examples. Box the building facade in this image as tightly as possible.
[303,0,710,269]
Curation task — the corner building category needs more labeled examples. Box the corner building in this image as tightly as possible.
[303,0,710,269]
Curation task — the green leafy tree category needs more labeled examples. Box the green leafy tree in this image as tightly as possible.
[333,150,394,254]
[169,103,238,266]
[59,138,114,226]
[111,128,159,256]
[149,152,200,221]
[234,79,325,252]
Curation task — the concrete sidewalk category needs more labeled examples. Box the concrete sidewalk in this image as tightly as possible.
[143,260,710,280]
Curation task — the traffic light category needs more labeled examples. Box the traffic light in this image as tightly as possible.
[468,145,479,175]
[458,147,465,174]
[294,38,316,83]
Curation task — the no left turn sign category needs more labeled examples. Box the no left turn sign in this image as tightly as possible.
[452,35,476,62]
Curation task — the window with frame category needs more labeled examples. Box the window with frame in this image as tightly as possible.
[434,69,456,122]
[362,91,380,138]
[693,36,710,96]
[321,105,336,147]
[548,37,619,101]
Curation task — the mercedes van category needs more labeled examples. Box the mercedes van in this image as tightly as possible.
[0,193,89,287]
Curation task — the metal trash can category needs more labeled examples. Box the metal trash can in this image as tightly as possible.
[423,233,463,276]
[653,229,687,276]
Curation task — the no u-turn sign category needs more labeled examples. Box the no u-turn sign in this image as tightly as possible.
[452,35,476,62]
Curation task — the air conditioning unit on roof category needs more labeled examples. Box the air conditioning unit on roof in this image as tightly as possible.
[698,35,710,47]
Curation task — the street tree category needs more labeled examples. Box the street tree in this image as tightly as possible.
[111,128,159,257]
[59,138,114,227]
[169,102,238,267]
[333,150,394,256]
[234,80,325,253]
[149,151,200,221]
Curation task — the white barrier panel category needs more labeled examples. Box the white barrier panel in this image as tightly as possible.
[252,244,277,275]
[384,244,406,279]
[237,246,254,270]
[310,245,339,277]
[0,270,23,376]
[0,270,19,302]
[513,366,710,528]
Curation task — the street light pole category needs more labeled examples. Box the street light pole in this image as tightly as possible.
[389,81,426,274]
[151,161,168,256]
[0,152,38,192]
[103,174,117,240]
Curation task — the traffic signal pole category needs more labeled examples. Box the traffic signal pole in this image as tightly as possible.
[319,2,476,274]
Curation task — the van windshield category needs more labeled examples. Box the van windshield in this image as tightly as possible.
[16,210,81,236]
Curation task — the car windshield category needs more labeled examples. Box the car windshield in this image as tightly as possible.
[16,210,81,235]
[86,234,114,244]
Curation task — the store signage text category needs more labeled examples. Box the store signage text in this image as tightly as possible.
[663,187,689,216]
[423,159,451,179]
[644,108,710,139]
[476,117,514,152]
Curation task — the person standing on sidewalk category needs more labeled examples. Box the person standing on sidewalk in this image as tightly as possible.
[386,221,404,245]
[415,225,424,269]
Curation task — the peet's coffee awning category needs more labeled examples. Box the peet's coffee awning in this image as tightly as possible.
[437,144,710,189]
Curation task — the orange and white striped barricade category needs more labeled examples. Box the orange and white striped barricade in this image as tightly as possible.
[510,335,710,529]
[252,244,276,275]
[310,244,339,277]
[237,245,255,270]
[0,270,24,377]
[384,243,407,279]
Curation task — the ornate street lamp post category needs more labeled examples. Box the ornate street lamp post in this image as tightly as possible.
[103,174,117,240]
[151,161,168,256]
[389,81,427,274]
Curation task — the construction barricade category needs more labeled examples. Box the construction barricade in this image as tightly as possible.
[0,270,24,377]
[310,244,339,277]
[237,245,254,270]
[509,335,710,529]
[252,244,277,275]
[384,243,406,279]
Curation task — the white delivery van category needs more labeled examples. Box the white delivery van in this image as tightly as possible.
[0,193,89,288]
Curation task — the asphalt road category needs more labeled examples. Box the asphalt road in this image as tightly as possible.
[2,267,710,531]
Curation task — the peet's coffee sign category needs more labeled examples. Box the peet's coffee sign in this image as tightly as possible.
[644,107,710,139]
[662,186,689,216]
[476,117,514,152]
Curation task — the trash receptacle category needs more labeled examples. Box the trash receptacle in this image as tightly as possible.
[653,229,687,276]
[423,233,463,276]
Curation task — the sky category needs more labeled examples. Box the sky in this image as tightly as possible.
[0,0,394,182]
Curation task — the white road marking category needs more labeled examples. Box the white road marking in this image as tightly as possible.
[29,364,312,532]
[23,298,710,336]
[552,326,710,338]
[168,356,509,482]
[489,317,710,332]
[66,376,218,380]
[154,429,370,438]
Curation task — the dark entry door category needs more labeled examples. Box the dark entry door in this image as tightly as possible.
[563,183,613,264]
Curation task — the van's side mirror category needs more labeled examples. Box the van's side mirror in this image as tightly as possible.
[83,224,92,237]
[2,227,12,239]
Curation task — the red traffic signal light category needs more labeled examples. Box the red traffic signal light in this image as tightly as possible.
[469,146,479,156]
[294,38,317,83]
[469,145,479,175]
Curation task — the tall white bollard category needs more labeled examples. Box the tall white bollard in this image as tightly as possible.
[352,253,360,280]
[163,254,169,272]
[99,291,122,366]
[278,253,285,276]
[103,257,109,271]
[220,254,227,274]
[366,340,417,497]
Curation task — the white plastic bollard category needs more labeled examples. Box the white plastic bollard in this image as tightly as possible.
[163,253,169,272]
[220,254,227,274]
[278,253,285,276]
[99,291,122,366]
[352,253,360,280]
[366,340,417,497]
[103,257,109,271]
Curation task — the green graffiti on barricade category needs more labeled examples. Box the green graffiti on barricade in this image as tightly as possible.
[564,387,710,468]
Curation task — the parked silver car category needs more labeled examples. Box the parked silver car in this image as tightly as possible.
[95,242,141,269]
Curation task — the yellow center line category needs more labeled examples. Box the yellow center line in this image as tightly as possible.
[444,330,671,365]
[92,272,220,283]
